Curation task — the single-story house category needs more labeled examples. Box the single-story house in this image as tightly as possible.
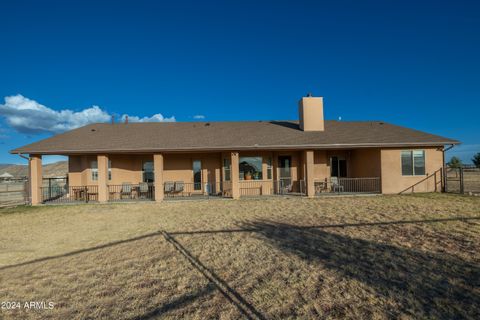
[11,95,459,204]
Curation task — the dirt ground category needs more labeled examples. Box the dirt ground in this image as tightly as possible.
[0,194,479,319]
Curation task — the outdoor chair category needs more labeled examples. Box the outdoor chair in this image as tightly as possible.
[164,181,175,193]
[331,177,344,193]
[121,183,133,199]
[139,182,149,199]
[174,181,185,194]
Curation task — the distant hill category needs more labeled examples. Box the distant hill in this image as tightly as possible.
[0,161,68,178]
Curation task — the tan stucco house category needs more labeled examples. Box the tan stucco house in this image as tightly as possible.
[11,95,459,205]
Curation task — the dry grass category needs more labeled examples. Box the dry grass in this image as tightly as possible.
[0,194,479,319]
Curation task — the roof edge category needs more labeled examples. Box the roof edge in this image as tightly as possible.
[10,141,460,155]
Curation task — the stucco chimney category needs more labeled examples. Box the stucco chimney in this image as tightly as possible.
[298,94,324,131]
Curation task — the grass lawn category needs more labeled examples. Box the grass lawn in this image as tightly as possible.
[0,194,479,319]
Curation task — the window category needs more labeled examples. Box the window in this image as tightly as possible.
[193,160,202,190]
[223,158,231,181]
[108,160,112,180]
[401,150,425,176]
[91,161,98,181]
[239,157,263,180]
[143,161,154,182]
[266,157,273,179]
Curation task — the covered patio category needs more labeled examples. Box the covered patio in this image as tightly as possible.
[31,148,382,205]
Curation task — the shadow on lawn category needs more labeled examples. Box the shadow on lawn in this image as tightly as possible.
[240,220,480,319]
[132,283,216,320]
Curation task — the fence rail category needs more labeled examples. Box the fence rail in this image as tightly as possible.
[41,185,98,204]
[108,183,155,201]
[315,177,381,195]
[446,167,480,195]
[164,181,222,199]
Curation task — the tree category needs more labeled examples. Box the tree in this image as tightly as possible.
[473,153,480,168]
[447,156,462,168]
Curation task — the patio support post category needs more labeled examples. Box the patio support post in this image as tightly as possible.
[97,154,109,202]
[29,154,42,205]
[305,150,315,198]
[154,153,164,202]
[231,152,240,199]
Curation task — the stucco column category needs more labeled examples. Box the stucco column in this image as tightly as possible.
[154,153,164,202]
[305,150,315,198]
[97,155,109,202]
[29,155,42,205]
[230,152,240,199]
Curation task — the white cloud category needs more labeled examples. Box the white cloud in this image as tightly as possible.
[0,94,175,134]
[193,114,206,120]
[121,114,176,123]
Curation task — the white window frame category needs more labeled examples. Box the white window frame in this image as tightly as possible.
[401,150,426,176]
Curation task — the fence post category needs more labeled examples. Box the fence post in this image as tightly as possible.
[460,167,464,194]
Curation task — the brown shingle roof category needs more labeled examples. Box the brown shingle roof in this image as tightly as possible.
[10,120,459,155]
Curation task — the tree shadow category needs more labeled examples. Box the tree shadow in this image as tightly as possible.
[240,220,480,319]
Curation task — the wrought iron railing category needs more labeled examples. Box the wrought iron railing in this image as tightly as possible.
[315,177,381,195]
[41,185,99,204]
[164,181,222,199]
[108,183,155,201]
[238,180,306,197]
[273,180,306,196]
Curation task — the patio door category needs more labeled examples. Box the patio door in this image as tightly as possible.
[278,156,292,186]
[330,156,347,177]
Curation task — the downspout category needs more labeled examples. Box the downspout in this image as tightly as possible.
[442,144,455,192]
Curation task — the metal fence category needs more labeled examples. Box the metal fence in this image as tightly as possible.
[446,167,480,195]
[315,177,381,195]
[108,183,155,201]
[164,181,222,199]
[41,185,99,204]
[273,180,306,196]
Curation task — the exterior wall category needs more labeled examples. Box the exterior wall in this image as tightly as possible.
[380,147,443,194]
[68,155,152,186]
[64,147,444,196]
[350,148,381,178]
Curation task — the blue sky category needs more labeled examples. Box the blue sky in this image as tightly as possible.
[0,0,478,164]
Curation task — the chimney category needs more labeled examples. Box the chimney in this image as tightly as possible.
[298,93,324,131]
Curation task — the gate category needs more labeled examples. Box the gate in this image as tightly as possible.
[445,167,463,194]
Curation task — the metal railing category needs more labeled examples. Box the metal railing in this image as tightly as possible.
[41,185,99,204]
[238,180,306,197]
[273,180,306,196]
[108,183,155,201]
[164,181,222,199]
[315,177,381,195]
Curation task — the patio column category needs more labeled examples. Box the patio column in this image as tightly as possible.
[29,154,42,205]
[305,150,315,198]
[97,154,109,202]
[154,153,164,202]
[231,152,240,199]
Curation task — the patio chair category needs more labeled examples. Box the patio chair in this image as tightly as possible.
[164,181,175,193]
[139,182,150,199]
[174,181,185,194]
[330,177,344,193]
[121,182,133,199]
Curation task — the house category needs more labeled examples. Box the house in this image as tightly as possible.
[0,172,14,181]
[11,95,459,205]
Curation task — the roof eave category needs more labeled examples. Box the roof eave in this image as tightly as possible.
[9,140,461,155]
